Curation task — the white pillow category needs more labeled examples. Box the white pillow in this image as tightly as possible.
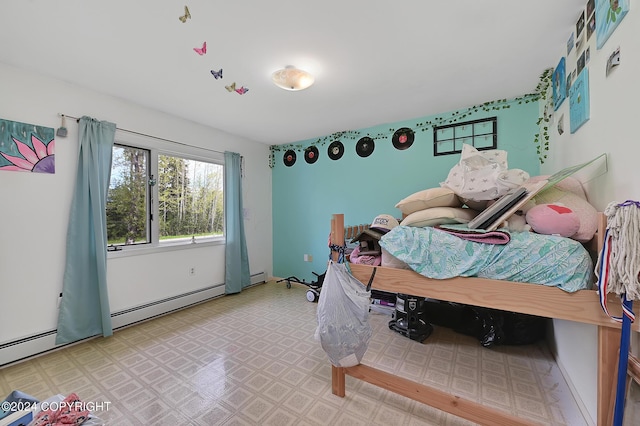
[395,187,462,215]
[400,207,478,227]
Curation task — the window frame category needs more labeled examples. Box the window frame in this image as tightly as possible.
[433,117,498,156]
[107,130,225,258]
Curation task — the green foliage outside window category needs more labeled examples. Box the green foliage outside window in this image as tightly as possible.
[107,145,223,246]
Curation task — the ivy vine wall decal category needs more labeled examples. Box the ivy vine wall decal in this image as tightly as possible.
[269,69,553,168]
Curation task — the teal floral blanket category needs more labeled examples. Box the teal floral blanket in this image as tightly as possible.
[379,226,593,292]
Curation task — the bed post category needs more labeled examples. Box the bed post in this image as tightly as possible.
[598,326,620,425]
[596,212,617,426]
[332,365,346,397]
[330,214,347,397]
[330,214,344,262]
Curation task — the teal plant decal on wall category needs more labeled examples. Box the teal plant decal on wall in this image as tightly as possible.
[533,68,554,164]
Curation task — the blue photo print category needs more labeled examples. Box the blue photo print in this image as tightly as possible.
[569,68,590,133]
[552,57,567,111]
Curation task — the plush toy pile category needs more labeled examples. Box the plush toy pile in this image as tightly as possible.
[394,178,597,243]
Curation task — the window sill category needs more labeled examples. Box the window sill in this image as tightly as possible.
[107,238,224,259]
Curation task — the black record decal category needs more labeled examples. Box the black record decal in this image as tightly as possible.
[283,150,296,167]
[355,137,375,157]
[327,141,344,160]
[392,127,415,150]
[304,146,319,164]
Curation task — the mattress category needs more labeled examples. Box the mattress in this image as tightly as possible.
[379,225,593,292]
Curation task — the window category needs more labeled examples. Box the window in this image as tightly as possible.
[157,154,224,243]
[433,117,497,156]
[106,136,224,251]
[107,145,151,246]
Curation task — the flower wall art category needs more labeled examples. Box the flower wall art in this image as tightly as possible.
[0,118,55,173]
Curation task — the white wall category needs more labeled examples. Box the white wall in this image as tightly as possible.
[0,63,272,352]
[543,7,639,424]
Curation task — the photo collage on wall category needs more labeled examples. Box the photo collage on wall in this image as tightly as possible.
[557,0,628,135]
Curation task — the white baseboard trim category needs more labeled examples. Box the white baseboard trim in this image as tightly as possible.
[0,331,59,368]
[250,271,267,286]
[109,283,225,329]
[0,271,266,367]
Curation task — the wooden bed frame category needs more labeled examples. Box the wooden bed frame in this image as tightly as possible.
[329,213,639,426]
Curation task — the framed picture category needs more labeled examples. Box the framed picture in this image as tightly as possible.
[595,0,629,49]
[587,0,596,17]
[576,10,585,37]
[0,118,55,173]
[575,33,585,52]
[577,50,586,75]
[552,58,567,111]
[587,13,596,40]
[569,69,590,133]
[567,32,575,55]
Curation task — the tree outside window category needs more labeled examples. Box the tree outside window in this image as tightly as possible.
[107,144,223,247]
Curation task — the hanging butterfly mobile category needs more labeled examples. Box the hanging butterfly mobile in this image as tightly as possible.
[176,6,246,95]
[210,69,223,79]
[179,5,191,23]
[193,41,206,55]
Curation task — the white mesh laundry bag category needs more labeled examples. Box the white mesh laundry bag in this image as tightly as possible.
[315,260,372,367]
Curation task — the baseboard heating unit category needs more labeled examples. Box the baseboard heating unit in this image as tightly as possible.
[0,272,266,367]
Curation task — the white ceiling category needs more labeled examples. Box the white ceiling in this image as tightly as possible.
[0,1,586,146]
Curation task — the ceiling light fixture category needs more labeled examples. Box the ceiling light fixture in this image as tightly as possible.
[271,66,315,91]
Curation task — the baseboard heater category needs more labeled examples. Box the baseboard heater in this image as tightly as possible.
[0,271,266,367]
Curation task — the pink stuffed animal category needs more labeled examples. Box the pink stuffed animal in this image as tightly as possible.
[525,204,580,238]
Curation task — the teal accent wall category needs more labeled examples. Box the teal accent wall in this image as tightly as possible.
[272,99,541,282]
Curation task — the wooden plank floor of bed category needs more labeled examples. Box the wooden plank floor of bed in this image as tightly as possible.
[329,213,638,426]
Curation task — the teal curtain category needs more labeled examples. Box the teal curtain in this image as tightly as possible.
[224,151,250,294]
[56,116,116,345]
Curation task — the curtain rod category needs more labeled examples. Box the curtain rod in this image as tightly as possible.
[58,113,225,155]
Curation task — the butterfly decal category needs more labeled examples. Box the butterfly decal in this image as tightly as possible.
[225,82,249,95]
[193,41,206,55]
[210,69,223,79]
[179,5,191,23]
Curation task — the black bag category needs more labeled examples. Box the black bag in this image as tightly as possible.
[423,300,546,348]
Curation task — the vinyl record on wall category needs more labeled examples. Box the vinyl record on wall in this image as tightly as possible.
[356,137,375,157]
[327,141,344,160]
[304,146,319,164]
[392,127,415,150]
[283,150,296,167]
